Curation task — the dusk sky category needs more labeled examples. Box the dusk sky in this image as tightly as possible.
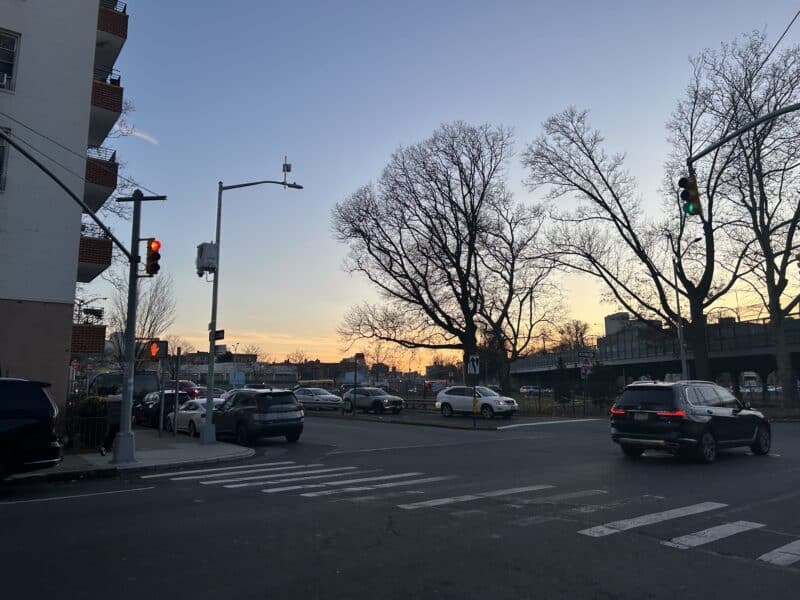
[93,0,796,364]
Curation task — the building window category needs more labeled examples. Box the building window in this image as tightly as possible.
[0,30,20,91]
[0,128,7,190]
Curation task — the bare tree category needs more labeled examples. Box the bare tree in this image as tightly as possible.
[556,319,591,351]
[334,122,557,377]
[689,32,800,404]
[286,349,308,364]
[163,335,196,356]
[106,273,176,369]
[241,344,267,362]
[523,104,748,379]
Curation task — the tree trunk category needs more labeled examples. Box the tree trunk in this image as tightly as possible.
[686,303,711,381]
[772,316,796,406]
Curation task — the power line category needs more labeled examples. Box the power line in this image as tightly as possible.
[759,7,800,74]
[0,109,159,196]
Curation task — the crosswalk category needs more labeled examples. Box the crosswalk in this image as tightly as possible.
[142,460,800,570]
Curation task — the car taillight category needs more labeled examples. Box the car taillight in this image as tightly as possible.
[610,407,626,415]
[656,409,686,418]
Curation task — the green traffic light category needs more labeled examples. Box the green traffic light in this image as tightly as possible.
[683,201,698,215]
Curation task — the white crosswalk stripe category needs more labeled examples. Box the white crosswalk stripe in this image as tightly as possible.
[397,484,554,510]
[300,476,456,498]
[263,472,425,494]
[200,466,358,486]
[172,463,320,482]
[661,521,765,549]
[578,502,727,538]
[224,469,380,489]
[140,461,295,479]
[758,540,800,567]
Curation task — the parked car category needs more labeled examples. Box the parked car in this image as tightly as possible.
[520,385,540,395]
[194,386,226,399]
[166,398,225,437]
[133,390,191,429]
[293,387,342,410]
[214,389,303,445]
[435,385,518,419]
[0,378,62,479]
[610,380,771,463]
[166,380,201,399]
[342,387,404,414]
[87,370,160,404]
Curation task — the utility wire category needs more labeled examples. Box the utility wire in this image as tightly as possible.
[0,109,159,196]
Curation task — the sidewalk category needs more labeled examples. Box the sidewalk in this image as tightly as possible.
[9,428,254,482]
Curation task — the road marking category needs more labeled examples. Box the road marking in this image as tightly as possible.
[263,472,424,494]
[511,515,561,527]
[301,476,456,498]
[578,502,728,537]
[201,466,356,486]
[0,486,154,505]
[172,463,320,481]
[661,521,765,549]
[140,461,295,479]
[327,437,532,456]
[224,469,379,489]
[758,540,800,566]
[397,485,554,510]
[513,489,608,505]
[496,419,599,430]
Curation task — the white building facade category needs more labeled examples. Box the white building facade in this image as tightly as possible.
[0,1,127,403]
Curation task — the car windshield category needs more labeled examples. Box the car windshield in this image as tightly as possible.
[616,387,676,411]
[476,386,499,397]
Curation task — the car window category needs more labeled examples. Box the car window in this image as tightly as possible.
[715,387,740,408]
[685,387,704,406]
[0,381,54,412]
[616,387,676,411]
[257,392,299,410]
[238,394,257,408]
[476,386,499,397]
[697,386,722,407]
[184,402,197,411]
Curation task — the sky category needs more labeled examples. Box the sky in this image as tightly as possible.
[91,0,798,366]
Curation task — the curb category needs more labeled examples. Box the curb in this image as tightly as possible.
[305,410,499,431]
[7,446,255,484]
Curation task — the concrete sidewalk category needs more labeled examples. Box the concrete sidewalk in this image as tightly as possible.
[9,428,254,482]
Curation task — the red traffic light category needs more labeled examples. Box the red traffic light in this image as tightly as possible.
[149,342,160,358]
[149,239,161,253]
[145,237,162,276]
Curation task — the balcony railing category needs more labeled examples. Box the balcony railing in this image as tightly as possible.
[100,0,127,14]
[87,146,117,162]
[93,66,121,86]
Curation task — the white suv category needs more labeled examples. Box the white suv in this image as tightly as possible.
[435,386,518,419]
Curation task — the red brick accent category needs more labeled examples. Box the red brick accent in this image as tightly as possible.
[91,80,123,113]
[97,7,128,39]
[71,324,107,354]
[85,157,118,189]
[79,236,113,266]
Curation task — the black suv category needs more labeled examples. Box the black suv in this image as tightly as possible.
[1,378,63,479]
[610,381,770,463]
[214,389,303,445]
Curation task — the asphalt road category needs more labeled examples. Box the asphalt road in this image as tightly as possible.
[2,417,800,599]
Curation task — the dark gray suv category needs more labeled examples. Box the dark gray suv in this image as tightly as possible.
[214,389,303,445]
[610,380,770,463]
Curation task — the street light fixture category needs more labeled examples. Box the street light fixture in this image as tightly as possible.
[200,161,303,444]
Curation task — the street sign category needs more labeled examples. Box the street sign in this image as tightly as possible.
[467,355,480,375]
[214,329,225,341]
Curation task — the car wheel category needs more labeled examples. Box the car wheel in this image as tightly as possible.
[697,431,717,464]
[286,431,301,443]
[373,402,384,415]
[480,405,494,419]
[441,403,453,417]
[621,444,643,458]
[236,423,250,446]
[188,421,197,438]
[750,424,771,455]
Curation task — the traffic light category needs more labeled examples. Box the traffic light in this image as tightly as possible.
[148,340,168,360]
[145,238,161,275]
[678,175,702,217]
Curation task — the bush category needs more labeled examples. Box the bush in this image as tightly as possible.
[75,395,108,418]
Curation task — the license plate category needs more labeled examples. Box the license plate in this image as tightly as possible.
[634,413,649,421]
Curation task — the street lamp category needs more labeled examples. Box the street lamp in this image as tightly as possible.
[200,161,303,444]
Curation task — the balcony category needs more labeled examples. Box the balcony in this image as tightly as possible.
[77,225,113,283]
[89,67,123,147]
[84,147,118,213]
[71,324,107,355]
[96,1,128,71]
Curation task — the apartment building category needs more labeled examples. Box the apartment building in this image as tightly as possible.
[0,0,128,403]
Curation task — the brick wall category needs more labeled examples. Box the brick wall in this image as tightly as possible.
[85,157,118,189]
[91,80,123,113]
[97,7,128,39]
[79,236,112,265]
[71,324,107,354]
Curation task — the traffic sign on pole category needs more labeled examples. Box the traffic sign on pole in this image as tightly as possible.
[467,355,480,376]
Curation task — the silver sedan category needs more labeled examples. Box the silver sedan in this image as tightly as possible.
[293,387,343,410]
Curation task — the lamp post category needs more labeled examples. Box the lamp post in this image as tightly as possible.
[200,164,303,444]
